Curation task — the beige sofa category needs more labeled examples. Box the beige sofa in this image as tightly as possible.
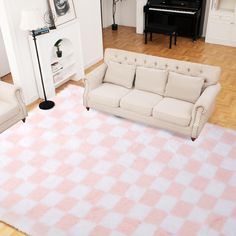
[83,48,221,140]
[0,81,28,133]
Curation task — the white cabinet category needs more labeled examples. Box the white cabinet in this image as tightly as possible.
[205,0,236,46]
[0,28,10,77]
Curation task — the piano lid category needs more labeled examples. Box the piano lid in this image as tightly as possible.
[147,0,201,11]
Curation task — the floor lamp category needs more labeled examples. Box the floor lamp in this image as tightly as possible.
[20,9,55,110]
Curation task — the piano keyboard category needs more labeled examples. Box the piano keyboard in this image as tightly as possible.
[149,7,196,15]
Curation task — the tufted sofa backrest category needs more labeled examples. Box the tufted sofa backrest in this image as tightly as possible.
[104,48,221,88]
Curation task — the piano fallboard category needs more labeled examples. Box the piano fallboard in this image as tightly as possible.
[146,5,198,12]
[148,7,196,15]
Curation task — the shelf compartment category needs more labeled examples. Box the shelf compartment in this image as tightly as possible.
[54,71,76,88]
[52,60,76,76]
[53,64,77,88]
[51,50,74,64]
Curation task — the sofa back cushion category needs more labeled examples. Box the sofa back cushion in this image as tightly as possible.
[135,67,168,95]
[104,48,221,88]
[165,72,204,103]
[104,61,136,89]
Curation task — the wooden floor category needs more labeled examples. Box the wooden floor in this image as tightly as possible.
[1,73,12,84]
[0,221,26,236]
[1,25,236,236]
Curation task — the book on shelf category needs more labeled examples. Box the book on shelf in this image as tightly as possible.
[51,62,63,73]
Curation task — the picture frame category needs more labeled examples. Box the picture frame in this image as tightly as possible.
[48,0,77,27]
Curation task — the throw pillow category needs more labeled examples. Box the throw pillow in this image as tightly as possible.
[104,61,136,89]
[165,72,204,103]
[135,67,168,95]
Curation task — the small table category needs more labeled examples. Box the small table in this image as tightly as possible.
[144,23,178,49]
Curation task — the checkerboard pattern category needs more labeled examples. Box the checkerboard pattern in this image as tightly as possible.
[0,85,236,236]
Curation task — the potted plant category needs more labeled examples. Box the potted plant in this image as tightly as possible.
[54,39,63,58]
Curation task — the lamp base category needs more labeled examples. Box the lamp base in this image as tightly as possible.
[112,24,118,31]
[39,100,55,110]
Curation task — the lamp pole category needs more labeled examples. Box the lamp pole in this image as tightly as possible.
[32,30,55,110]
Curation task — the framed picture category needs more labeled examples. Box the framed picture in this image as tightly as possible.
[48,0,76,27]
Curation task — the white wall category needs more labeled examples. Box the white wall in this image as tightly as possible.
[102,0,136,28]
[0,27,10,77]
[0,0,103,104]
[102,0,115,28]
[119,0,136,27]
[136,0,147,34]
[219,0,236,10]
[0,0,42,104]
[77,0,103,68]
[202,0,211,37]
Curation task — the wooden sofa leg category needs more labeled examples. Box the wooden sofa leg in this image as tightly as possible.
[86,107,90,111]
[22,118,26,123]
[191,137,196,142]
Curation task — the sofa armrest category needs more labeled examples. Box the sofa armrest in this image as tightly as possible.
[84,63,107,91]
[83,63,107,107]
[0,81,21,103]
[193,83,221,114]
[0,81,28,117]
[191,83,221,138]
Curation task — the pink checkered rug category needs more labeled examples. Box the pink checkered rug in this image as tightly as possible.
[0,85,236,236]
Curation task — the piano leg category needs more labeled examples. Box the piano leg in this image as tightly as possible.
[169,34,172,49]
[192,13,199,41]
[145,31,148,44]
[192,20,197,41]
[150,32,153,41]
[174,32,177,45]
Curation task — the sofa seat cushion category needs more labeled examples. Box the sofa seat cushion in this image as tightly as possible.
[120,89,163,116]
[135,67,168,95]
[153,98,194,127]
[103,61,136,89]
[0,101,19,122]
[88,83,130,108]
[165,72,204,103]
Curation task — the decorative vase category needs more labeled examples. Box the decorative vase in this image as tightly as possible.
[56,50,62,58]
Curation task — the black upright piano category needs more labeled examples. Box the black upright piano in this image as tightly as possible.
[144,0,206,41]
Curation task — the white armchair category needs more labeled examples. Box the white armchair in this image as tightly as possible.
[0,81,28,133]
